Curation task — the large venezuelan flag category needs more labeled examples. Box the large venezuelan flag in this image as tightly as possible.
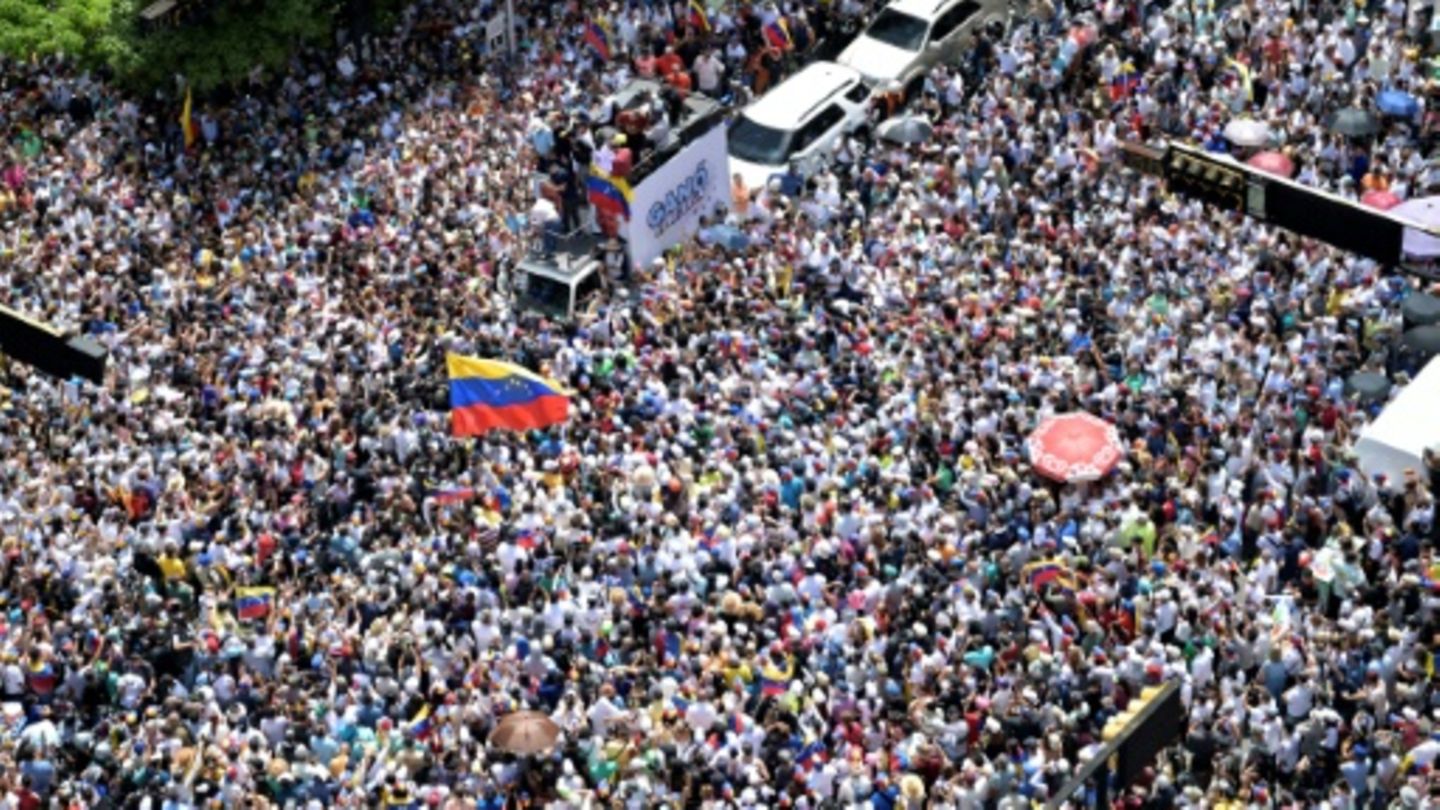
[448,354,571,436]
[586,166,632,219]
[584,18,612,60]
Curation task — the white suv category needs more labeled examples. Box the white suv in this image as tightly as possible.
[838,0,985,91]
[727,61,872,189]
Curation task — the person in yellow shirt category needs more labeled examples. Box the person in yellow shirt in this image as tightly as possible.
[157,541,187,582]
[718,651,753,688]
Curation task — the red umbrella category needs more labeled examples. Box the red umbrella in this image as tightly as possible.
[1027,413,1125,483]
[1361,189,1402,210]
[1246,151,1294,177]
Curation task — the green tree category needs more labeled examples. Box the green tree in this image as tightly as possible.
[0,0,132,66]
[119,0,342,92]
[0,0,351,93]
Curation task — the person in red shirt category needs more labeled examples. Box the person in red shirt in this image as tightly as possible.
[665,68,692,98]
[610,134,633,180]
[655,44,684,78]
[635,50,657,78]
[12,776,40,810]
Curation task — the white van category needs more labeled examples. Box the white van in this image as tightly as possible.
[517,252,605,320]
[727,62,872,190]
[838,0,985,91]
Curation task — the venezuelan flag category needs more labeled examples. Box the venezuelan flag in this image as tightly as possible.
[796,740,826,770]
[181,86,199,150]
[448,354,571,437]
[235,586,276,620]
[1109,61,1140,101]
[688,0,711,32]
[764,17,792,50]
[408,704,434,739]
[586,166,632,219]
[758,657,793,696]
[584,18,612,60]
[26,659,56,694]
[1023,558,1075,591]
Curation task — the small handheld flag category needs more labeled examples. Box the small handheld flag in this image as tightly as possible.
[758,655,794,697]
[1109,61,1140,101]
[764,18,792,50]
[235,586,276,621]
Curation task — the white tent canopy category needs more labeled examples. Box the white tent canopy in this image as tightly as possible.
[1355,356,1440,484]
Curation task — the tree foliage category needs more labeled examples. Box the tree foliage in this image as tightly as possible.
[0,0,132,67]
[121,0,342,92]
[0,0,347,93]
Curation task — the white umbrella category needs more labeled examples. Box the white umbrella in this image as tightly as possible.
[1391,195,1440,260]
[877,115,935,145]
[1223,118,1271,147]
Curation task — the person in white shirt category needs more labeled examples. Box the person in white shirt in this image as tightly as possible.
[693,50,723,95]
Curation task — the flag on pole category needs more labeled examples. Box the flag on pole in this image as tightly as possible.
[688,0,711,31]
[408,704,434,739]
[181,86,199,149]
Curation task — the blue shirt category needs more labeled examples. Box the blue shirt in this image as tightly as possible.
[870,784,899,810]
[21,758,54,794]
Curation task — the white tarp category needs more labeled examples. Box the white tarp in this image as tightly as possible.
[1355,356,1440,484]
[624,122,729,270]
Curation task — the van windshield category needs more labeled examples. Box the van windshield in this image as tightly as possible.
[728,115,792,166]
[865,8,929,51]
[522,273,572,317]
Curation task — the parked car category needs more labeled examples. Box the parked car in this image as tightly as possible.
[727,61,873,189]
[837,0,984,91]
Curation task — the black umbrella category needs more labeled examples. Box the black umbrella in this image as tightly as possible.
[1402,325,1440,355]
[1329,107,1380,137]
[1402,292,1440,327]
[1345,371,1392,402]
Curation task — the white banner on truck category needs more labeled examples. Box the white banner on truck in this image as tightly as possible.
[624,122,729,270]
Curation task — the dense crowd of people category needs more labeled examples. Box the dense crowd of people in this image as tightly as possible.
[3,0,1440,806]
